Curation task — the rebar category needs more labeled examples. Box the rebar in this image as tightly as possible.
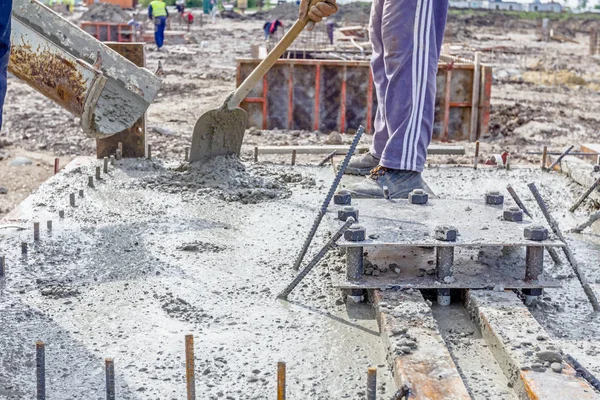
[572,211,600,233]
[36,341,45,400]
[47,221,52,230]
[565,353,600,391]
[79,189,84,198]
[291,125,365,271]
[277,361,286,400]
[254,146,258,162]
[317,150,337,166]
[105,358,115,400]
[569,176,600,213]
[541,146,547,169]
[21,242,28,254]
[506,184,532,218]
[88,176,94,188]
[278,218,355,300]
[185,147,189,162]
[367,367,377,400]
[70,193,76,206]
[147,144,152,159]
[291,149,296,166]
[545,144,574,171]
[185,334,195,400]
[96,166,101,180]
[0,255,5,278]
[103,157,109,174]
[33,222,40,241]
[528,182,600,311]
[473,141,480,170]
[54,158,59,175]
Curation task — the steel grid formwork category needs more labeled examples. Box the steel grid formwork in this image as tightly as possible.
[236,54,492,141]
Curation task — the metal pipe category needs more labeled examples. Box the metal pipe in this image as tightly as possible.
[525,246,544,281]
[36,341,45,400]
[105,358,115,400]
[346,246,364,302]
[436,246,454,306]
[277,218,354,300]
[185,334,195,400]
[569,176,600,213]
[292,125,365,271]
[545,144,574,171]
[277,362,286,400]
[528,182,600,311]
[367,367,377,400]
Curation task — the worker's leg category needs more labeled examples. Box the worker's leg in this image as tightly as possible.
[347,0,448,198]
[379,0,448,172]
[0,0,12,131]
[343,0,385,175]
[155,17,166,48]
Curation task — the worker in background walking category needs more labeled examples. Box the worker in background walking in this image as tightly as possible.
[300,0,449,198]
[0,0,11,131]
[148,0,168,50]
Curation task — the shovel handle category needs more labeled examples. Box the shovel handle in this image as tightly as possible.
[226,0,320,110]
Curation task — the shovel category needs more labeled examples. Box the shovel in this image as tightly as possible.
[189,0,319,162]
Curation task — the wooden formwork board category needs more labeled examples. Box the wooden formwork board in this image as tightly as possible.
[236,56,491,141]
[590,29,600,56]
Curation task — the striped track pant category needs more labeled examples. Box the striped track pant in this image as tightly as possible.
[369,0,448,172]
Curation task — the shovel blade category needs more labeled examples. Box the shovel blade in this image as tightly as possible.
[189,107,248,162]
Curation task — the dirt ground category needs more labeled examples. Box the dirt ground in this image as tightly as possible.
[3,7,600,218]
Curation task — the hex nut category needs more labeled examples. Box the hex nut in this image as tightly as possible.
[333,190,352,205]
[485,190,504,205]
[503,206,523,222]
[524,225,548,241]
[408,189,429,205]
[344,225,366,242]
[338,206,358,222]
[435,225,458,242]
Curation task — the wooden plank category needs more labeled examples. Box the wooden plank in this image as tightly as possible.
[96,42,146,159]
[372,289,471,399]
[256,144,465,156]
[466,290,598,400]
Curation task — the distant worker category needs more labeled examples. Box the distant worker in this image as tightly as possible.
[0,0,11,131]
[148,0,169,50]
[263,19,283,41]
[300,0,449,198]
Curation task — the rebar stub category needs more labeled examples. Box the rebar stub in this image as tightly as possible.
[485,190,504,205]
[524,225,548,241]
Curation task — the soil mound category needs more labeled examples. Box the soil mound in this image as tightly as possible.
[80,3,131,23]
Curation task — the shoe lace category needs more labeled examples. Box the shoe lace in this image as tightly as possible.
[368,165,388,180]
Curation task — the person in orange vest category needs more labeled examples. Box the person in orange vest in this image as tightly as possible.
[148,0,168,49]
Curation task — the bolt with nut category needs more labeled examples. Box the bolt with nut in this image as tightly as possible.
[485,190,504,205]
[503,206,523,222]
[408,189,428,205]
[524,225,548,241]
[338,206,359,222]
[344,224,366,242]
[333,190,352,205]
[435,225,458,242]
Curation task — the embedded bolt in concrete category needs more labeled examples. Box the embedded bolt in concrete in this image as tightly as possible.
[524,288,543,306]
[21,242,28,254]
[95,166,101,180]
[47,221,52,230]
[333,190,351,205]
[110,155,115,166]
[33,222,40,241]
[338,206,358,222]
[185,335,195,400]
[277,361,286,400]
[503,206,524,222]
[435,225,458,242]
[485,190,504,205]
[408,188,428,205]
[58,210,64,218]
[436,246,454,306]
[88,176,94,188]
[103,157,109,173]
[367,367,377,400]
[0,255,5,278]
[185,147,189,162]
[70,193,76,207]
[79,189,84,198]
[36,341,45,400]
[344,225,366,242]
[105,358,115,400]
[524,225,548,241]
[346,246,364,303]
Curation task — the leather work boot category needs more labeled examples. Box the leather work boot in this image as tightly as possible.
[342,152,380,175]
[346,166,433,199]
